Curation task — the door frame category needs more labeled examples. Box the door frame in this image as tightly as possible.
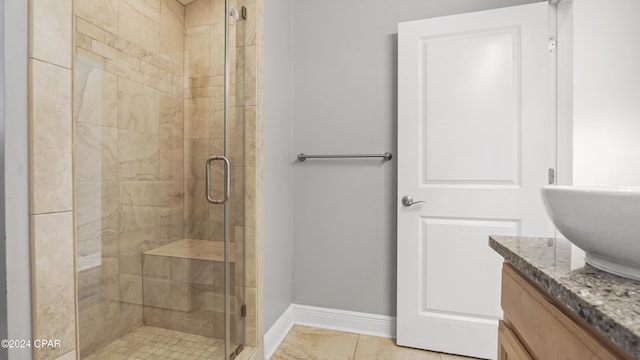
[551,0,574,186]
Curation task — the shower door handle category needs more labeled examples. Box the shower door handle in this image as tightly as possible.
[206,156,231,204]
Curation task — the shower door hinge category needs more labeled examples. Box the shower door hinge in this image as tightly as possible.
[241,304,247,318]
[236,345,244,355]
[548,37,556,53]
[229,345,244,360]
[548,168,556,184]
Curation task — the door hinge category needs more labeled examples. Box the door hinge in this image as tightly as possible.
[548,37,556,53]
[241,304,247,318]
[548,168,555,184]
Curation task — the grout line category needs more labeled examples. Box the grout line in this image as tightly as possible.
[28,56,72,71]
[31,209,73,216]
[352,334,361,360]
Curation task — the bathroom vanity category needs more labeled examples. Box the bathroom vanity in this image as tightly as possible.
[489,236,640,359]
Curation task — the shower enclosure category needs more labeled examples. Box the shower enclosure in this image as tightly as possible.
[73,0,249,358]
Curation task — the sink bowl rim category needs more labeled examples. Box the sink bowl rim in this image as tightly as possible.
[541,184,640,281]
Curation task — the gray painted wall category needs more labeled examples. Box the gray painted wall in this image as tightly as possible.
[264,0,295,330]
[291,0,541,316]
[572,0,640,186]
[0,1,7,358]
[3,0,31,358]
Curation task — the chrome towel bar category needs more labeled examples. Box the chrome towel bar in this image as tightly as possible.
[297,152,393,161]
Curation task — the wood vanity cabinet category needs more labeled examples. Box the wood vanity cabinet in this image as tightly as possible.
[498,320,532,360]
[498,263,633,360]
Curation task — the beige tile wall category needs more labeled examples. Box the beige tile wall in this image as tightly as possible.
[141,253,235,338]
[183,0,228,242]
[73,0,186,357]
[29,0,76,358]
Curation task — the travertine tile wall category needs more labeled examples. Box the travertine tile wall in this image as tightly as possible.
[183,0,229,241]
[141,252,234,338]
[235,0,263,351]
[73,0,185,357]
[29,0,76,358]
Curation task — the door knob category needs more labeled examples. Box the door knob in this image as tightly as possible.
[402,195,425,207]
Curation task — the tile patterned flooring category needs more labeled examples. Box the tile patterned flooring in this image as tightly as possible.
[272,325,475,360]
[83,324,473,360]
[83,326,226,360]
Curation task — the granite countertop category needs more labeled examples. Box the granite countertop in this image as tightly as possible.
[489,236,640,358]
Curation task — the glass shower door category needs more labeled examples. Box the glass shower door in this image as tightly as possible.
[223,0,247,356]
[182,0,247,357]
[73,0,246,358]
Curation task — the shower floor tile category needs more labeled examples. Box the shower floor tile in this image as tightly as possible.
[84,326,225,360]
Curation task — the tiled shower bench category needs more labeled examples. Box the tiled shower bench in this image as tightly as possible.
[141,239,237,339]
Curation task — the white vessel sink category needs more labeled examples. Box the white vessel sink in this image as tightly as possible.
[541,185,640,281]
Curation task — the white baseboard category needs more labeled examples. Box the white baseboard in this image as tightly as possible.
[293,304,396,338]
[263,304,296,360]
[263,304,396,360]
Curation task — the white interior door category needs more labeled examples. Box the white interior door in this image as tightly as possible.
[396,3,554,359]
